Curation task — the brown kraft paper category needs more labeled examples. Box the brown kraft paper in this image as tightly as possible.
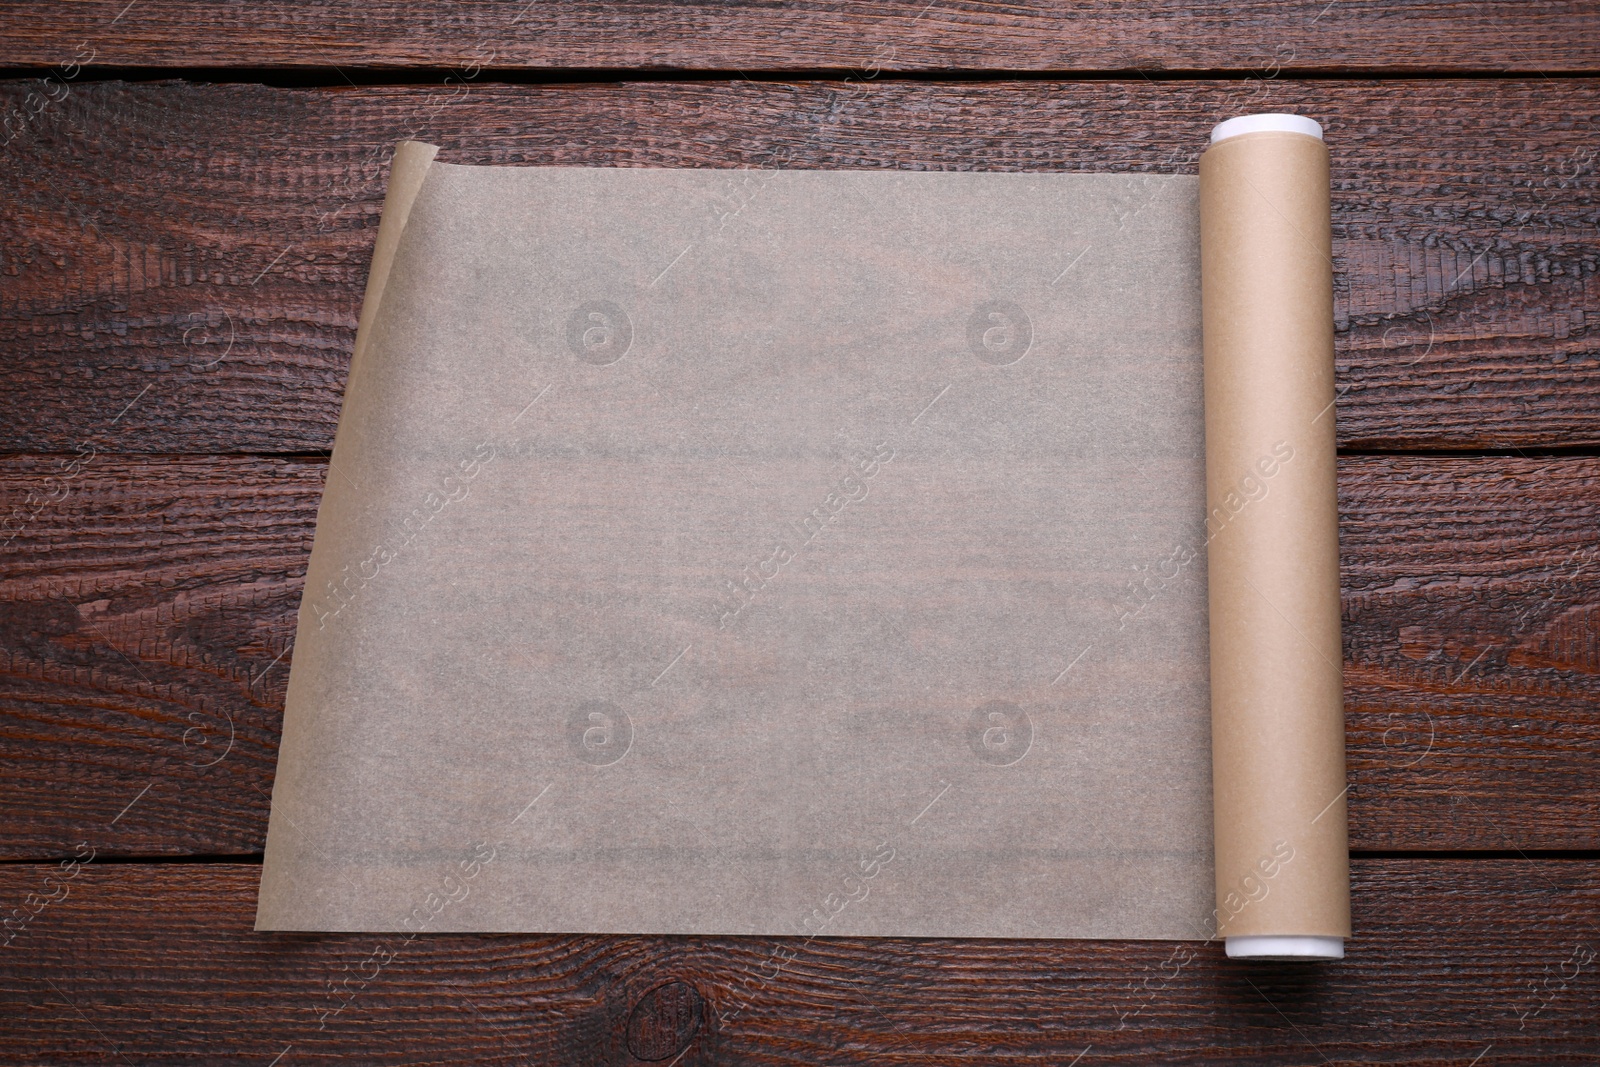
[1200,129,1351,940]
[257,143,1222,938]
[257,131,1349,945]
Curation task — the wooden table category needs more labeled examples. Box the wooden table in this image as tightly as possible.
[2,3,1597,1062]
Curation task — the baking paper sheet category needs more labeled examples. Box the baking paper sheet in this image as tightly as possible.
[257,144,1221,938]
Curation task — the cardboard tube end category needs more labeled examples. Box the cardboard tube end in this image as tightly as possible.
[1226,935,1344,960]
[1210,114,1323,144]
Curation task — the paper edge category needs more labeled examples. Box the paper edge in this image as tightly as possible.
[254,140,438,933]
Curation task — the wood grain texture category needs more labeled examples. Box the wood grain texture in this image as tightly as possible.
[0,456,316,859]
[1340,457,1600,851]
[2,79,1598,454]
[2,454,1596,860]
[0,860,1596,1064]
[1,0,1598,73]
[2,4,1595,1056]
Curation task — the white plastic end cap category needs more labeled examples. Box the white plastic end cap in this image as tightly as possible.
[1210,113,1323,144]
[1226,935,1344,960]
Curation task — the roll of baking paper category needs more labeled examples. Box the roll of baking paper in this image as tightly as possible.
[1200,114,1351,960]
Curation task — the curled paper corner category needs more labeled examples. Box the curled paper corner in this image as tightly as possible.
[352,140,442,367]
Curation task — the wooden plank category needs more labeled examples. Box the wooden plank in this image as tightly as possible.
[0,78,1597,454]
[0,860,1595,1063]
[1,1,1597,73]
[2,453,1597,860]
[1340,456,1600,851]
[0,457,315,859]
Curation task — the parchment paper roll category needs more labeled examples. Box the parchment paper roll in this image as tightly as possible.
[1200,114,1351,959]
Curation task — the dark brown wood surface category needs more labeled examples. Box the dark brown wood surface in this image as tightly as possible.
[1,0,1597,73]
[2,4,1598,1063]
[1,860,1597,1064]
